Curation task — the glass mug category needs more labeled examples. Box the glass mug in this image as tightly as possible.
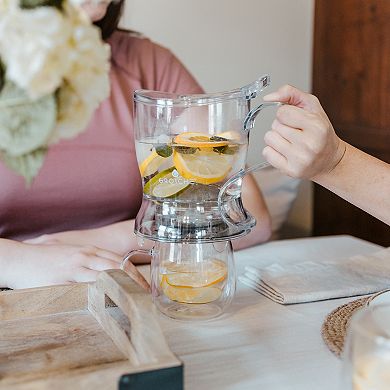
[121,241,236,320]
[341,303,390,389]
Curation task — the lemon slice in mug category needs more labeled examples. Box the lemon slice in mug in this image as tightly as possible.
[173,149,234,184]
[161,276,222,304]
[143,167,190,198]
[164,259,227,288]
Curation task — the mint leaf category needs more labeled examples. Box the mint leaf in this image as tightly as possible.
[173,145,198,154]
[209,136,228,142]
[213,145,239,155]
[155,144,173,158]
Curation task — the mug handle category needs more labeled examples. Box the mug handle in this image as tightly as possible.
[217,162,270,230]
[243,101,283,131]
[121,249,152,271]
[217,101,283,230]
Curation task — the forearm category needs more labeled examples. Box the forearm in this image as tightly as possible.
[233,174,272,251]
[232,220,271,251]
[314,143,390,225]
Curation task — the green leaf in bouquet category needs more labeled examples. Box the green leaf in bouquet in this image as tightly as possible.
[1,148,47,186]
[0,81,57,157]
[20,0,63,10]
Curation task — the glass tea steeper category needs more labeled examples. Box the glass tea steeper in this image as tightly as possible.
[134,74,279,242]
[129,75,281,320]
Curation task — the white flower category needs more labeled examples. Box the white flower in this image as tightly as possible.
[0,0,110,102]
[68,0,83,5]
[0,6,73,99]
[0,0,18,13]
[66,2,110,104]
[49,1,110,142]
[53,81,91,141]
[0,0,111,183]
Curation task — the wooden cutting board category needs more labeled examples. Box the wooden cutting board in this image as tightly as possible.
[0,270,182,389]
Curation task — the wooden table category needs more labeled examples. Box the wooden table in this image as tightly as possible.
[147,235,382,390]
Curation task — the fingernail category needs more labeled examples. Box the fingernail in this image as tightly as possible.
[263,92,279,101]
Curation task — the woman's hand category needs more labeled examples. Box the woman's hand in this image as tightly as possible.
[262,84,346,180]
[24,230,99,246]
[24,220,140,255]
[3,241,149,290]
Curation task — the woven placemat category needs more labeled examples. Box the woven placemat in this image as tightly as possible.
[321,296,371,357]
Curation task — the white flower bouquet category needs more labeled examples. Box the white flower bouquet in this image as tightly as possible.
[0,0,110,183]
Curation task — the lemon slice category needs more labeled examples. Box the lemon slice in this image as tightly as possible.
[173,148,234,184]
[139,150,166,177]
[143,167,190,198]
[161,276,222,304]
[163,259,227,288]
[173,132,229,148]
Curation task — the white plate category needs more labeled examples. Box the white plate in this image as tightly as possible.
[366,289,390,307]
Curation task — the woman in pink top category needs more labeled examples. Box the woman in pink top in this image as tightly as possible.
[0,0,271,289]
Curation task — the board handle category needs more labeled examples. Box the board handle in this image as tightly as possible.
[88,269,179,368]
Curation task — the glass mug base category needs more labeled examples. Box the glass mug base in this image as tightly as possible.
[155,301,223,321]
[121,241,236,321]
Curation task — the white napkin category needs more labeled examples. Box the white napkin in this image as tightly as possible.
[239,247,390,304]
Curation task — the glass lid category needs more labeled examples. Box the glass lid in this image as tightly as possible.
[134,74,270,107]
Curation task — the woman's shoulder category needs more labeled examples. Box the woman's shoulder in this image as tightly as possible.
[107,29,203,93]
[108,29,174,70]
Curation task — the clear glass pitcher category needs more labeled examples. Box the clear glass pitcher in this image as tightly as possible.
[133,74,280,242]
[122,241,235,320]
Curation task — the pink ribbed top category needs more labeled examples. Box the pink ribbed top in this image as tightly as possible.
[0,30,203,240]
